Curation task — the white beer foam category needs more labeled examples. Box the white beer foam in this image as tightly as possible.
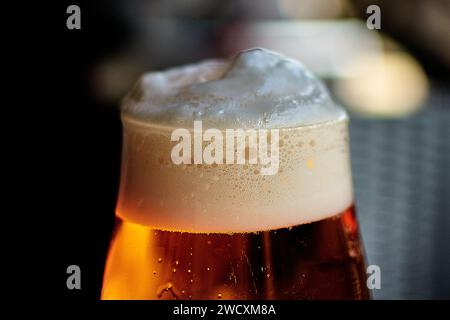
[123,48,346,129]
[118,48,353,233]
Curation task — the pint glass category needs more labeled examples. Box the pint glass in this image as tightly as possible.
[102,49,369,300]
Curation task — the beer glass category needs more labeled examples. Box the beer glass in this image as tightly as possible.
[102,49,369,300]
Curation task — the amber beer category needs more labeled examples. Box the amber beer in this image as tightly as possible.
[102,49,369,300]
[103,207,366,300]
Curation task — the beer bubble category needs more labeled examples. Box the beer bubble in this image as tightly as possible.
[157,258,162,263]
[156,282,182,299]
[217,293,223,299]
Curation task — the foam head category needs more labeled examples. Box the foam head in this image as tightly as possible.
[123,48,346,129]
[118,48,353,233]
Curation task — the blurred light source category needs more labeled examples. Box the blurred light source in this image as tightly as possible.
[334,51,428,117]
[277,0,345,19]
[221,20,382,78]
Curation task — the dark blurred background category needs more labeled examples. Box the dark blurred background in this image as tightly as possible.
[8,0,449,299]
